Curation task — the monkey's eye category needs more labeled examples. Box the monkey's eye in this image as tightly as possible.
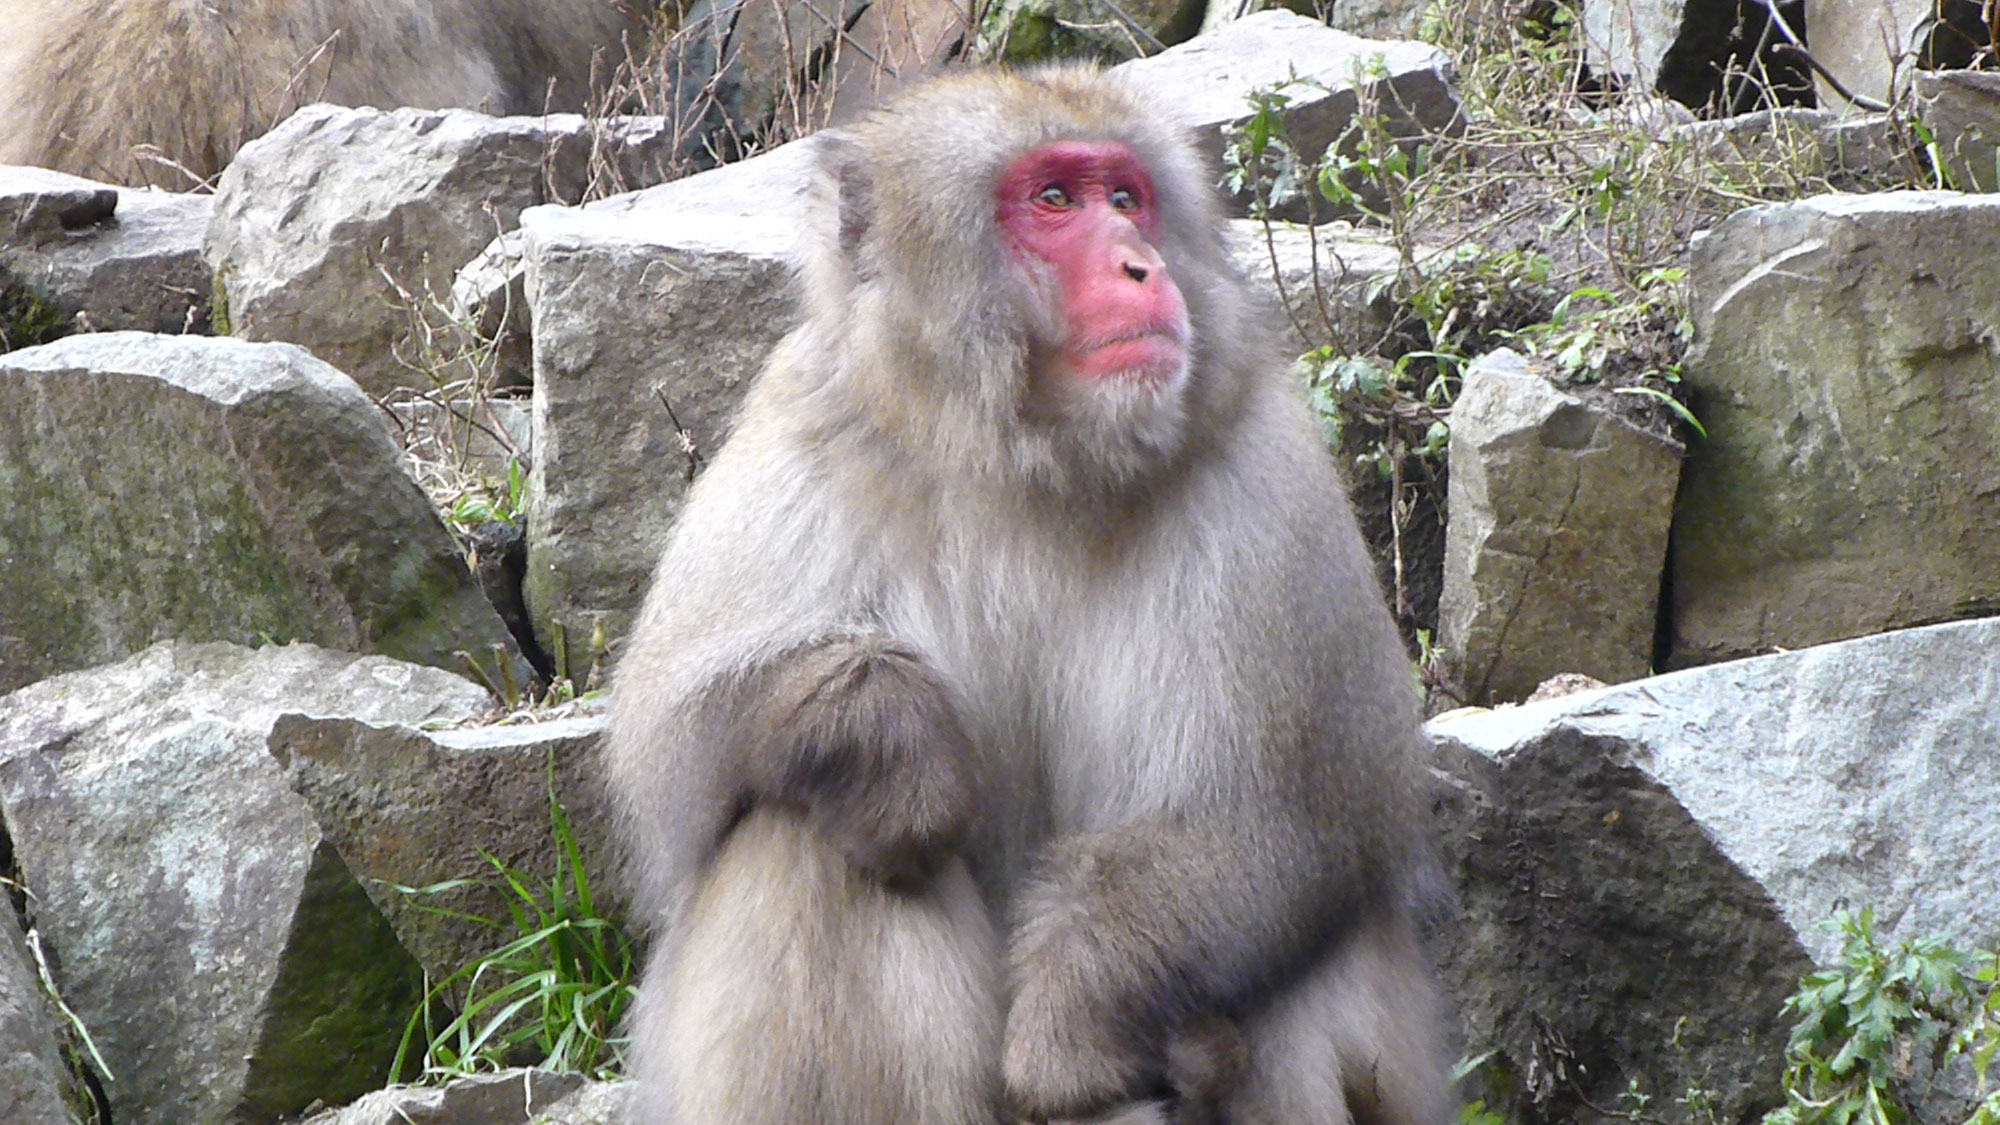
[1036,184,1073,208]
[1109,187,1140,211]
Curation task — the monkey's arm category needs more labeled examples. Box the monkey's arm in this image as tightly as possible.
[1002,806,1377,1117]
[1003,421,1428,1119]
[607,418,981,923]
[719,635,981,887]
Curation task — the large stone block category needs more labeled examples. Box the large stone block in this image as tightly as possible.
[0,332,525,692]
[1113,10,1460,217]
[1,167,212,342]
[1672,192,2000,665]
[1433,616,2000,1124]
[272,710,617,979]
[520,143,809,655]
[206,105,672,397]
[0,641,490,1125]
[1439,350,1681,703]
[1915,69,2000,192]
[1810,0,1928,109]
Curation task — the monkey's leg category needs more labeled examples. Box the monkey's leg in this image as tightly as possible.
[1228,911,1451,1125]
[637,810,1002,1125]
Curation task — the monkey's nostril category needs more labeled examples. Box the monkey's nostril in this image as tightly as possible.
[1123,263,1149,283]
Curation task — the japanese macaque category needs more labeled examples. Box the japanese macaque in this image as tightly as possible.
[606,66,1451,1125]
[0,0,653,187]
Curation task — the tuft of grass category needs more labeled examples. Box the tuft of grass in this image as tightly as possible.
[391,761,636,1082]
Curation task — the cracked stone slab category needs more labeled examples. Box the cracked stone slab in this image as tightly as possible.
[1439,350,1682,703]
[1674,191,2000,665]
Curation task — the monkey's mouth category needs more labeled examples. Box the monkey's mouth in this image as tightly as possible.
[1068,326,1188,383]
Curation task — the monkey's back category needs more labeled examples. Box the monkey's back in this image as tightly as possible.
[0,0,643,186]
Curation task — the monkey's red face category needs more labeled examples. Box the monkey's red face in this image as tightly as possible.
[996,142,1191,387]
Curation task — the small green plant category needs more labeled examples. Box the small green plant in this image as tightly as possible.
[392,764,636,1081]
[1765,909,2000,1125]
[1,285,68,352]
[1455,1051,1510,1125]
[447,456,529,531]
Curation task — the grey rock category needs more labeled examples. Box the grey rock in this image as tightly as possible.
[206,105,674,397]
[1915,69,2000,192]
[300,1069,587,1125]
[669,0,871,147]
[1581,0,1692,95]
[579,137,819,232]
[271,710,620,979]
[1112,10,1460,218]
[1673,108,1905,189]
[1673,192,2000,665]
[0,167,117,246]
[449,229,533,389]
[1432,698,1810,1124]
[1581,0,1773,107]
[1438,350,1682,704]
[1433,615,2000,1122]
[538,1080,637,1124]
[1222,219,1412,354]
[2,180,213,339]
[0,913,81,1125]
[390,397,534,485]
[1810,0,1927,110]
[1201,0,1426,41]
[0,640,489,1125]
[0,332,525,693]
[454,141,815,384]
[977,0,1202,64]
[519,150,801,655]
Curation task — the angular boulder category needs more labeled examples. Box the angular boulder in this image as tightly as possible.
[1673,192,2000,665]
[0,332,525,693]
[0,641,491,1125]
[0,167,117,245]
[1221,219,1408,354]
[272,710,618,979]
[519,144,807,655]
[1810,0,1927,109]
[1112,10,1459,218]
[1439,350,1682,703]
[1,167,212,341]
[206,106,673,396]
[1915,69,2000,192]
[1432,616,2000,1123]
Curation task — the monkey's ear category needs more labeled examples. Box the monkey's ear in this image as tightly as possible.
[813,131,875,259]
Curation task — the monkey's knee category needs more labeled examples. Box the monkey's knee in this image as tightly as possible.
[649,812,1002,1125]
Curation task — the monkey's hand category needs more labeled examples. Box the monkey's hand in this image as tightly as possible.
[1003,822,1297,1120]
[1001,835,1173,1120]
[748,636,979,889]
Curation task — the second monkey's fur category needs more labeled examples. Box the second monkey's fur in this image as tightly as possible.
[0,0,653,187]
[607,66,1452,1125]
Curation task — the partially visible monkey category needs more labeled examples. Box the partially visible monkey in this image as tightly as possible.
[0,0,655,187]
[606,66,1451,1125]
